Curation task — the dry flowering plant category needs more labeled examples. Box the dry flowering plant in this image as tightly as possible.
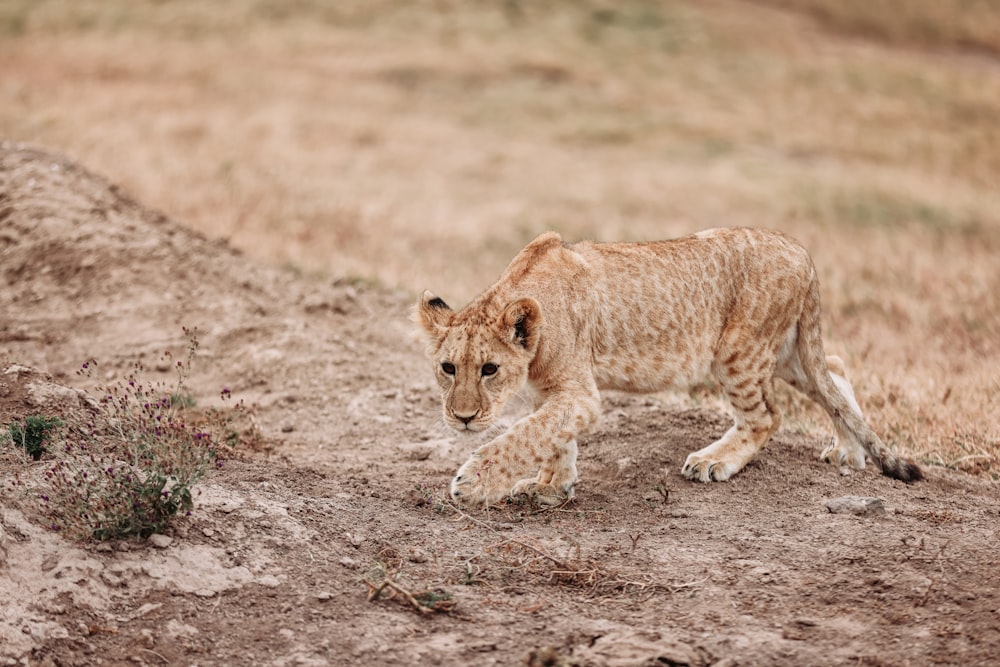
[7,329,241,541]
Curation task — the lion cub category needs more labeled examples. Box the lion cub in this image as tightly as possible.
[416,228,921,507]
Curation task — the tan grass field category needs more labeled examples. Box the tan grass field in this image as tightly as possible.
[2,0,998,476]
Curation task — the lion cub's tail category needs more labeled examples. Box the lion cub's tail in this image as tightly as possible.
[797,273,923,483]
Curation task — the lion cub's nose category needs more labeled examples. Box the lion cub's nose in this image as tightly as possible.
[455,411,479,425]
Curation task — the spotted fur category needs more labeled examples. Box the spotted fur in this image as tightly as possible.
[415,228,921,507]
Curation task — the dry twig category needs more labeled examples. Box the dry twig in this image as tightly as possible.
[363,569,456,615]
[441,500,514,532]
[481,537,702,598]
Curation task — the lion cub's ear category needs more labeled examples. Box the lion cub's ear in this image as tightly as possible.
[499,298,542,353]
[414,290,453,339]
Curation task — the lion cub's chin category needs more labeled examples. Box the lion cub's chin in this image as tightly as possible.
[446,419,493,434]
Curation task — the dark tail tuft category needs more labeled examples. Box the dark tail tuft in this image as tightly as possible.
[881,457,923,483]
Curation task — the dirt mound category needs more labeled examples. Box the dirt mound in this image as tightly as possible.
[0,142,358,376]
[2,145,999,666]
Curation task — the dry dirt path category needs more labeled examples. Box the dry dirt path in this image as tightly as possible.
[2,145,998,666]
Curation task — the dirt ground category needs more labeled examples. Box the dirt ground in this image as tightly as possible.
[1,145,999,666]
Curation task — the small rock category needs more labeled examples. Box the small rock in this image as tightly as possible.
[129,603,163,619]
[316,591,333,601]
[32,624,69,641]
[339,557,358,569]
[101,571,124,587]
[403,445,434,462]
[782,617,819,640]
[573,629,708,667]
[526,647,563,667]
[407,547,429,564]
[148,534,173,549]
[165,619,199,638]
[26,379,84,408]
[258,574,282,588]
[825,496,886,516]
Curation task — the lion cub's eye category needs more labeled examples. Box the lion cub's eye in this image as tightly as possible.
[441,362,456,376]
[481,363,498,377]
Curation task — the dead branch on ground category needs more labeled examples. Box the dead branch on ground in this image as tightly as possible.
[363,567,457,615]
[481,537,707,598]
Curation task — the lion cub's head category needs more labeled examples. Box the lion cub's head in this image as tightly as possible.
[414,291,542,433]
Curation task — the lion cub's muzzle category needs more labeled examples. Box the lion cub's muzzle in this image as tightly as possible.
[447,409,491,433]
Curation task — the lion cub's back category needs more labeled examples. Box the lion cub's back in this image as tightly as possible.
[567,227,812,391]
[573,227,812,304]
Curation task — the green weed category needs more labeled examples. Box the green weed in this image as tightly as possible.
[7,415,63,461]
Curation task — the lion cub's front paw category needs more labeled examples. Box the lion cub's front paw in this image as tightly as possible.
[450,453,515,507]
[510,477,575,506]
[681,451,741,483]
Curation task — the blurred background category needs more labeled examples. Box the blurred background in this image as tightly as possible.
[2,0,998,473]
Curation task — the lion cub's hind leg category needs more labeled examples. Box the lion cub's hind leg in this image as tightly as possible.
[819,356,867,470]
[682,335,782,482]
[774,344,867,471]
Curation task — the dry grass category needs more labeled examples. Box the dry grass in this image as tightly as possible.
[752,0,1000,57]
[1,0,997,475]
